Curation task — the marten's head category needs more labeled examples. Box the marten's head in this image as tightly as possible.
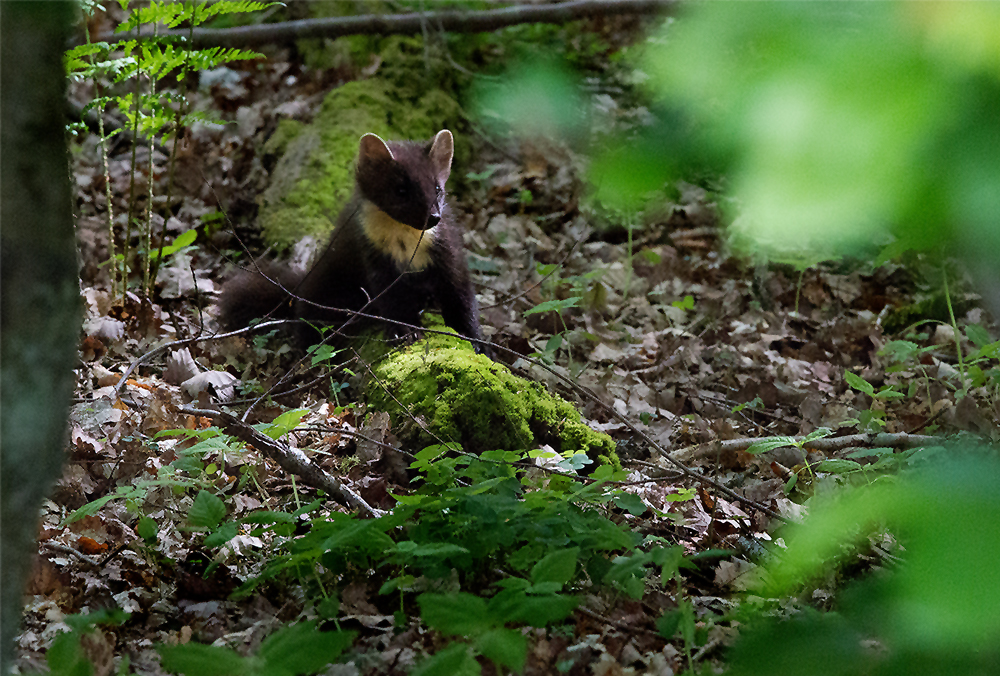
[355,130,453,231]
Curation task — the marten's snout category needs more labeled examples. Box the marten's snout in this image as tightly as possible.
[426,212,440,229]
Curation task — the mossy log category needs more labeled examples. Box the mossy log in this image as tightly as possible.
[361,320,619,470]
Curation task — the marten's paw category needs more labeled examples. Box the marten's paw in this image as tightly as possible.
[386,328,424,347]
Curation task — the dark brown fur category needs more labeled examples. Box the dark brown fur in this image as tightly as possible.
[219,130,484,350]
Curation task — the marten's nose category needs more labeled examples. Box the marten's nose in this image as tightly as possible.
[426,213,440,228]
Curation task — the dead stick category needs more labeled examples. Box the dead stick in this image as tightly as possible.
[98,0,675,48]
[179,406,383,519]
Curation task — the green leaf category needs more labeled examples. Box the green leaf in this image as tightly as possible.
[418,593,492,637]
[150,228,198,260]
[965,324,992,349]
[46,631,92,676]
[137,516,158,541]
[492,593,580,627]
[816,459,864,475]
[204,521,239,548]
[189,491,226,530]
[530,547,580,586]
[665,487,696,502]
[746,437,798,455]
[638,248,662,264]
[604,553,648,599]
[410,643,479,676]
[260,408,308,439]
[475,628,527,672]
[158,642,247,676]
[651,545,687,581]
[63,494,118,524]
[258,623,355,674]
[523,297,581,315]
[656,610,682,638]
[613,492,648,515]
[308,344,341,366]
[844,371,875,395]
[240,511,297,525]
[671,294,695,310]
[801,427,833,443]
[64,609,130,631]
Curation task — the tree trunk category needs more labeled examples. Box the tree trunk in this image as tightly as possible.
[1,2,79,670]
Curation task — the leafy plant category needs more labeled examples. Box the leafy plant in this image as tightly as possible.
[65,0,275,299]
[189,439,698,671]
[843,370,905,433]
[729,452,1000,676]
[22,609,131,676]
[158,622,356,676]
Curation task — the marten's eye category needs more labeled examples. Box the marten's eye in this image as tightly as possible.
[396,184,408,196]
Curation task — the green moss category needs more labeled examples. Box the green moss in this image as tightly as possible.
[258,78,465,249]
[364,319,619,469]
[263,118,305,157]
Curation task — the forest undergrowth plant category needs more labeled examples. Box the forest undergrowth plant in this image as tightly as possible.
[843,370,906,434]
[727,449,1000,676]
[23,609,131,676]
[64,0,273,299]
[524,261,607,373]
[186,439,697,673]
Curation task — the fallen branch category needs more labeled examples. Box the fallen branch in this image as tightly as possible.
[670,432,941,464]
[179,406,384,519]
[100,0,675,49]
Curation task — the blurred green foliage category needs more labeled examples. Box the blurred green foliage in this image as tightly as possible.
[476,4,1000,673]
[596,3,1000,269]
[730,452,1000,675]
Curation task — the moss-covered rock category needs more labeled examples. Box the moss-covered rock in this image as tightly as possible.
[363,321,619,470]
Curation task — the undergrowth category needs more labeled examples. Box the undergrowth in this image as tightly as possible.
[59,415,701,674]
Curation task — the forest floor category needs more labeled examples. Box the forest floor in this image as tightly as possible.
[14,4,1000,675]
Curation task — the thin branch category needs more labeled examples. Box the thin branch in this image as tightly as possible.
[575,605,660,637]
[670,433,941,464]
[101,0,676,49]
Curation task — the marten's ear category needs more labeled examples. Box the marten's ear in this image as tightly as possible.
[358,133,394,166]
[428,129,454,186]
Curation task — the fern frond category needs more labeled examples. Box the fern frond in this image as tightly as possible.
[64,42,111,73]
[191,1,283,26]
[187,46,265,71]
[133,1,188,29]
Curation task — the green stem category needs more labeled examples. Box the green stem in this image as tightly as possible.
[123,34,142,300]
[150,0,194,288]
[793,268,805,315]
[942,268,967,393]
[142,28,156,298]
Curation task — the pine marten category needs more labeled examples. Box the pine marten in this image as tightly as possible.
[218,129,485,352]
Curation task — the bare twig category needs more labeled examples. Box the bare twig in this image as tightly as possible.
[41,542,101,568]
[575,605,660,637]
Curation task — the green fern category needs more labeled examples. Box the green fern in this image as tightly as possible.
[66,0,278,299]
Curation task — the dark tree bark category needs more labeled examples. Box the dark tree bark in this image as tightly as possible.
[1,2,80,671]
[103,0,675,49]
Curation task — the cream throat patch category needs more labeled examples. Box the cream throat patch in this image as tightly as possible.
[360,201,437,270]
